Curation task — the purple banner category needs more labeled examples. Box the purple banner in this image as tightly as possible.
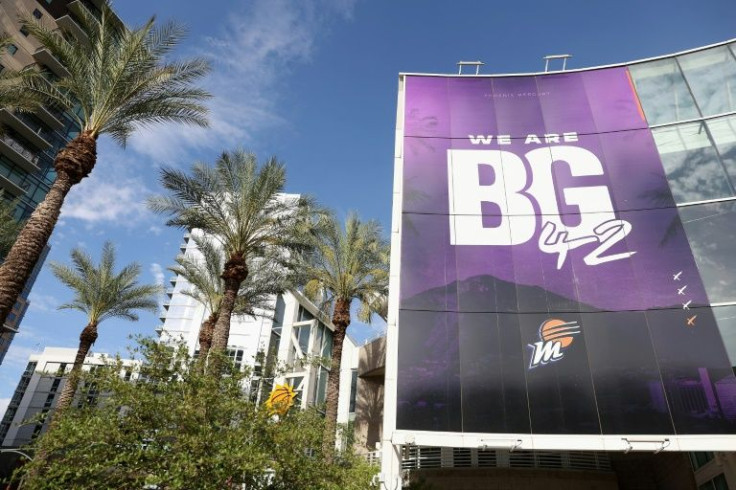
[397,69,736,435]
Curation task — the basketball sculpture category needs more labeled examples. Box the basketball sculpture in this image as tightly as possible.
[266,383,296,417]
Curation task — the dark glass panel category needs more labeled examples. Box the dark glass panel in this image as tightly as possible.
[400,213,457,312]
[458,312,530,433]
[582,310,674,434]
[645,307,736,434]
[396,310,461,432]
[520,312,600,434]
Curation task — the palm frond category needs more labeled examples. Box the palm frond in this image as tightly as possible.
[50,242,161,325]
[18,0,210,144]
[296,211,390,323]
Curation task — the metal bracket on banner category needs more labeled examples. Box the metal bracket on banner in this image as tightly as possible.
[479,438,523,452]
[622,437,671,454]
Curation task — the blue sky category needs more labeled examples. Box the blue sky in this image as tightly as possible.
[1,0,735,410]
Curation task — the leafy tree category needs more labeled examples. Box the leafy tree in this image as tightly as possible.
[48,242,159,416]
[15,339,376,489]
[169,233,293,361]
[149,149,318,364]
[0,1,210,328]
[299,212,389,455]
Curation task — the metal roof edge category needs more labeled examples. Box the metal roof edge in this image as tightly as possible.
[399,38,736,78]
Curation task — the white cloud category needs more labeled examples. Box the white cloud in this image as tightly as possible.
[128,0,357,162]
[27,293,59,312]
[0,398,9,418]
[61,178,149,225]
[2,345,40,369]
[150,263,166,311]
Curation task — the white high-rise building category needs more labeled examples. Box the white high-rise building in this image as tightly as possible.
[0,347,138,447]
[157,228,359,424]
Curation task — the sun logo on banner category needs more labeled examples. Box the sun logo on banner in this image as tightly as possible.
[266,383,296,417]
[528,318,581,369]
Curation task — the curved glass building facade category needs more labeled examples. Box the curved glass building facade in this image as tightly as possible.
[387,39,736,453]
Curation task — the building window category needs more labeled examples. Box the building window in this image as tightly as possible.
[699,473,729,490]
[690,451,715,470]
[7,44,18,55]
[349,369,358,413]
[297,306,314,322]
[227,348,244,371]
[20,26,29,37]
[33,9,43,19]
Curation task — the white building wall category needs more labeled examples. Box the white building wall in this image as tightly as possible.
[0,347,138,447]
[158,229,358,421]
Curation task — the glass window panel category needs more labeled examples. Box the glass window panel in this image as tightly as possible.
[706,115,736,184]
[652,122,733,203]
[679,201,736,304]
[321,328,333,359]
[679,46,736,117]
[318,367,329,405]
[713,306,736,369]
[297,306,313,322]
[458,312,529,433]
[629,59,699,124]
[520,312,600,434]
[396,310,461,432]
[714,473,729,490]
[581,310,673,434]
[298,325,310,353]
[645,307,736,434]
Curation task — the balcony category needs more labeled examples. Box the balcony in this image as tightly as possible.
[0,110,51,150]
[55,14,89,46]
[0,174,24,197]
[32,48,70,79]
[0,134,41,173]
[35,106,65,131]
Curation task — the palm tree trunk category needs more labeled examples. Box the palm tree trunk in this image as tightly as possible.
[209,253,247,369]
[196,311,218,370]
[54,322,98,416]
[0,132,96,327]
[322,297,350,458]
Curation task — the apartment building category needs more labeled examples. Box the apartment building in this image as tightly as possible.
[0,0,94,363]
[158,227,359,426]
[0,346,138,447]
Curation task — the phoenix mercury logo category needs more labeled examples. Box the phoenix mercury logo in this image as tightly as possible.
[528,318,581,369]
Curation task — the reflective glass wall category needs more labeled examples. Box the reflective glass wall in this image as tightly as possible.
[630,41,736,366]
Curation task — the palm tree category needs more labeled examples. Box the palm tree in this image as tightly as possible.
[0,35,42,112]
[49,242,159,415]
[299,212,389,455]
[149,149,318,366]
[0,2,210,328]
[169,233,294,362]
